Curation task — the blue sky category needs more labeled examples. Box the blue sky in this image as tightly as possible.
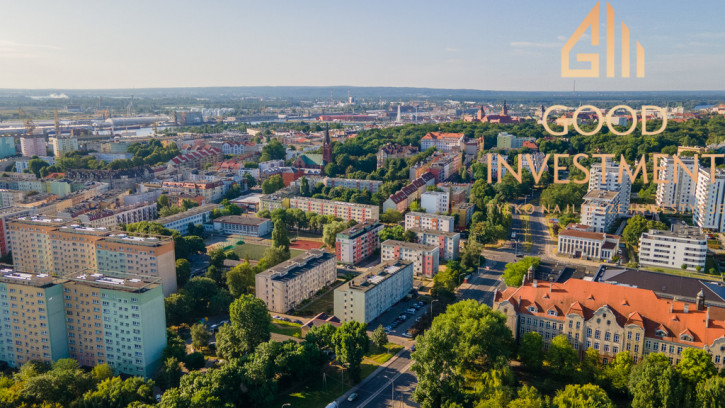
[0,0,723,91]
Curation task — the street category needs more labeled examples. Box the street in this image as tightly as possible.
[339,349,417,408]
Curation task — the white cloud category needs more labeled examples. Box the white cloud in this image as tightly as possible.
[509,41,561,49]
[445,47,460,53]
[0,40,61,59]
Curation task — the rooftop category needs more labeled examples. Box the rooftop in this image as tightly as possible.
[337,221,382,239]
[0,266,56,288]
[156,203,219,224]
[642,224,706,241]
[65,271,160,292]
[259,249,335,282]
[213,215,270,226]
[405,211,454,221]
[381,239,438,251]
[409,228,460,238]
[583,189,619,202]
[342,260,413,293]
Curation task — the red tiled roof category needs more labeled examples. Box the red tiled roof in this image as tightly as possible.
[421,132,464,140]
[497,279,725,348]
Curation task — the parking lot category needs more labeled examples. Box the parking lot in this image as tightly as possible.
[367,295,429,339]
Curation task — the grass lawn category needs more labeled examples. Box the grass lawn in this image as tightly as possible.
[293,283,339,317]
[232,243,304,260]
[365,344,404,364]
[274,362,380,408]
[270,321,302,338]
[291,230,324,241]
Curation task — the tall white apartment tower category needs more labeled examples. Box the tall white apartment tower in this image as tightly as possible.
[655,156,698,212]
[694,167,725,231]
[588,160,632,216]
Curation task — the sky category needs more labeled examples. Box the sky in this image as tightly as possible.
[0,0,723,91]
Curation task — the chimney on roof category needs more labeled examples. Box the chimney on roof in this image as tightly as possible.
[697,289,705,311]
[549,283,552,293]
[670,301,674,313]
[533,279,538,288]
[684,303,689,313]
[707,306,711,328]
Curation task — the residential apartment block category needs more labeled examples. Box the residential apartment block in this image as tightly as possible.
[496,132,535,150]
[495,278,725,369]
[694,167,725,232]
[334,260,414,323]
[76,202,158,229]
[335,221,383,265]
[8,218,177,296]
[255,250,336,313]
[288,197,379,223]
[161,181,224,203]
[20,137,47,157]
[0,207,34,256]
[580,190,621,233]
[377,143,418,167]
[410,228,460,261]
[656,156,698,211]
[381,239,439,277]
[212,215,272,237]
[49,137,79,157]
[323,178,383,193]
[383,172,436,213]
[0,267,166,377]
[588,161,631,216]
[404,212,455,233]
[557,224,621,261]
[639,225,707,271]
[156,203,218,235]
[420,190,450,214]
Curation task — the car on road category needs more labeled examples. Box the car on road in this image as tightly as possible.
[406,308,416,314]
[209,323,220,332]
[272,315,281,320]
[402,332,412,338]
[347,393,359,402]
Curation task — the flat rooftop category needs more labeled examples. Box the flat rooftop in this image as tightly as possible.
[409,227,460,238]
[381,239,438,251]
[156,203,219,224]
[405,211,454,221]
[0,266,57,288]
[338,221,382,239]
[343,259,413,293]
[259,249,335,282]
[66,271,160,293]
[214,215,270,226]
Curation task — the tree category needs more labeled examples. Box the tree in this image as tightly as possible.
[518,332,544,371]
[402,229,417,243]
[272,219,290,250]
[502,257,540,287]
[412,300,514,408]
[380,209,403,224]
[323,221,347,248]
[260,139,285,161]
[78,376,155,408]
[156,357,182,390]
[226,262,255,297]
[622,215,667,245]
[547,335,578,379]
[372,325,388,350]
[696,376,725,408]
[175,259,191,288]
[28,158,50,178]
[379,225,405,241]
[460,240,483,271]
[165,292,194,325]
[261,174,285,194]
[677,348,718,406]
[261,245,290,268]
[581,348,604,384]
[162,329,187,362]
[184,352,206,370]
[332,321,369,382]
[603,351,634,393]
[184,277,219,311]
[300,177,311,197]
[508,385,547,408]
[304,323,338,350]
[90,364,114,382]
[553,384,614,408]
[228,295,271,356]
[628,353,680,408]
[191,323,211,350]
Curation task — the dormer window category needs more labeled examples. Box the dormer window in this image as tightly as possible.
[548,310,557,316]
[528,306,537,313]
[655,329,668,337]
[680,334,693,342]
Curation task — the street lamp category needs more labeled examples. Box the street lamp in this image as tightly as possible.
[430,299,439,318]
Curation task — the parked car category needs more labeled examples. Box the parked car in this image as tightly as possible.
[272,315,281,320]
[347,393,359,402]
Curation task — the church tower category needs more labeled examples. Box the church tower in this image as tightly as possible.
[322,124,333,165]
[501,100,508,116]
[476,105,486,121]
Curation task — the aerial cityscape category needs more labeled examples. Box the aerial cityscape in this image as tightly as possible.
[1,1,725,407]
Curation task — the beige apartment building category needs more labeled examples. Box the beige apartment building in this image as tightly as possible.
[255,250,336,313]
[8,218,177,296]
[288,197,380,223]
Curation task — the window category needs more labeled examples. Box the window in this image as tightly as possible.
[627,331,632,340]
[613,346,619,353]
[605,332,611,341]
[635,333,641,342]
[548,309,557,316]
[655,329,667,337]
[587,328,592,337]
[595,330,601,339]
[613,334,620,343]
[680,334,693,342]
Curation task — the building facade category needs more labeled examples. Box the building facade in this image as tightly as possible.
[557,225,621,260]
[381,239,439,277]
[580,190,621,233]
[420,190,450,214]
[656,156,698,212]
[156,203,218,235]
[588,161,632,216]
[694,167,725,232]
[255,250,336,313]
[404,212,455,232]
[639,225,707,271]
[288,197,379,223]
[49,137,79,157]
[410,228,460,261]
[334,260,414,323]
[335,221,383,265]
[20,137,47,157]
[420,132,465,153]
[212,215,272,237]
[495,278,725,369]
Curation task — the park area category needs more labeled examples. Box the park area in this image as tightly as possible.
[231,242,306,260]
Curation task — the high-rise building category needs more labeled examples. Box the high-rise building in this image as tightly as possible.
[381,239,439,277]
[49,137,79,157]
[255,250,336,313]
[655,156,698,211]
[0,266,166,377]
[8,218,177,296]
[588,161,631,216]
[580,190,621,233]
[0,207,34,256]
[694,168,725,231]
[420,191,450,214]
[0,137,16,158]
[20,137,47,157]
[0,268,68,368]
[334,260,414,323]
[335,221,383,265]
[288,197,379,223]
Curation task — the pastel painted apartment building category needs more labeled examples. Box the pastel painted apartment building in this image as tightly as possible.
[404,211,455,233]
[381,239,439,277]
[335,221,383,265]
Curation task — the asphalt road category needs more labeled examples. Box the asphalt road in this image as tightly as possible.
[343,349,417,408]
[457,259,505,306]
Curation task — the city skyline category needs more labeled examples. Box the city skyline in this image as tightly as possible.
[0,0,722,91]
